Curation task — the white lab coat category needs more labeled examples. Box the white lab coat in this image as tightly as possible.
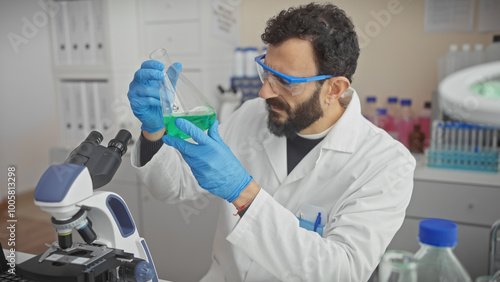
[131,88,416,282]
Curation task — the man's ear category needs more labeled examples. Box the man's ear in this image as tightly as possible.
[325,77,350,102]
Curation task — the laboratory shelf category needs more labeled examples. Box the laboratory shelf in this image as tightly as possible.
[413,153,500,188]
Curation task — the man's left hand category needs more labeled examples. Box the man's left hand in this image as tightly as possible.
[162,119,253,203]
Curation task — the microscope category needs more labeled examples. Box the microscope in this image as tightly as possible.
[16,130,158,282]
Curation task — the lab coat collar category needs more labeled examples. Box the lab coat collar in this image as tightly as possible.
[262,130,288,184]
[261,87,362,184]
[320,87,362,154]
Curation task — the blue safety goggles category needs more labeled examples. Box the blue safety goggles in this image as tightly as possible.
[254,54,336,96]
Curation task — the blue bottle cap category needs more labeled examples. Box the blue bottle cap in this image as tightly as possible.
[419,218,458,247]
[401,99,412,106]
[388,97,398,103]
[366,96,376,103]
[376,108,387,115]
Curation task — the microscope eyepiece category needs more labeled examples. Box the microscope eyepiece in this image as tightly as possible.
[108,129,132,156]
[85,131,104,146]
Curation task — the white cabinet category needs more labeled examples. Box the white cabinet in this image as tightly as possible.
[387,158,500,279]
[49,0,237,147]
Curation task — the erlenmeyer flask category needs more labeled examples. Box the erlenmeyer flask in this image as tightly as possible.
[149,48,216,139]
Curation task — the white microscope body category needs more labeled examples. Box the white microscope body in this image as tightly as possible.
[17,130,158,282]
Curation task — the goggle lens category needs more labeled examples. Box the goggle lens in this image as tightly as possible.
[255,57,306,97]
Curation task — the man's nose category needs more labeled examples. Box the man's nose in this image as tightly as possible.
[258,79,279,99]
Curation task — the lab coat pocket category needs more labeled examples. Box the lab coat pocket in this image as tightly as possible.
[295,203,327,237]
[297,217,325,236]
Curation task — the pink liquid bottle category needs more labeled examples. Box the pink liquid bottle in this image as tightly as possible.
[397,99,415,148]
[418,101,432,148]
[386,97,399,139]
[364,96,377,123]
[374,108,389,130]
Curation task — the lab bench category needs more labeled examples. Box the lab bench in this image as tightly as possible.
[387,153,500,279]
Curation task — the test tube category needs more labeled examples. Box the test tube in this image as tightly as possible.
[436,122,443,151]
[478,125,484,152]
[485,125,491,150]
[493,126,498,152]
[471,124,477,153]
[436,122,443,165]
[444,122,451,151]
[464,123,470,152]
[451,123,457,151]
[431,120,439,151]
[457,123,464,152]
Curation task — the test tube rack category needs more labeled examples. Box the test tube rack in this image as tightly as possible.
[426,121,499,173]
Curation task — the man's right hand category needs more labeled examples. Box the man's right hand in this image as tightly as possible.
[127,60,166,134]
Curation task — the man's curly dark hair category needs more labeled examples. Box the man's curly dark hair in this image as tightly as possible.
[261,3,360,83]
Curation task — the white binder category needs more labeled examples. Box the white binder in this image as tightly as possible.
[71,81,87,141]
[93,0,106,64]
[60,81,75,142]
[53,1,70,64]
[85,81,97,132]
[96,81,113,138]
[82,0,96,64]
[67,1,85,64]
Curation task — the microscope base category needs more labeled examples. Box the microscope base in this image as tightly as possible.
[16,243,137,282]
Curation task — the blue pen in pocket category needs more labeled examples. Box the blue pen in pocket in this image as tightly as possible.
[297,204,326,236]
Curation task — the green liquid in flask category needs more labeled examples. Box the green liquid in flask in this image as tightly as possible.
[164,112,217,139]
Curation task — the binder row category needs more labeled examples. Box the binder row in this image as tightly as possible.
[52,0,106,65]
[60,80,114,144]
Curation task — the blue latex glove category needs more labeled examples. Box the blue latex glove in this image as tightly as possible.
[162,119,253,203]
[127,60,182,133]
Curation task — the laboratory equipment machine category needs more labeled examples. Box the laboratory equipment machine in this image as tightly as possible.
[428,61,500,172]
[15,130,158,282]
[439,61,500,127]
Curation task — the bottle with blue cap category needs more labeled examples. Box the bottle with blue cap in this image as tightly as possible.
[414,218,472,282]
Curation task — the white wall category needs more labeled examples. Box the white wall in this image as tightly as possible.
[240,0,499,115]
[1,0,498,199]
[0,0,59,198]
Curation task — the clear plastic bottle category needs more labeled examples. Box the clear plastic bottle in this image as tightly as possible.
[386,97,399,140]
[374,108,389,130]
[244,47,259,77]
[396,99,414,148]
[364,96,377,123]
[460,44,471,70]
[486,35,500,63]
[233,47,245,78]
[470,44,485,67]
[414,218,472,282]
[446,44,460,76]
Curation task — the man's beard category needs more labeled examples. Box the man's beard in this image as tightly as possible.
[265,85,324,139]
